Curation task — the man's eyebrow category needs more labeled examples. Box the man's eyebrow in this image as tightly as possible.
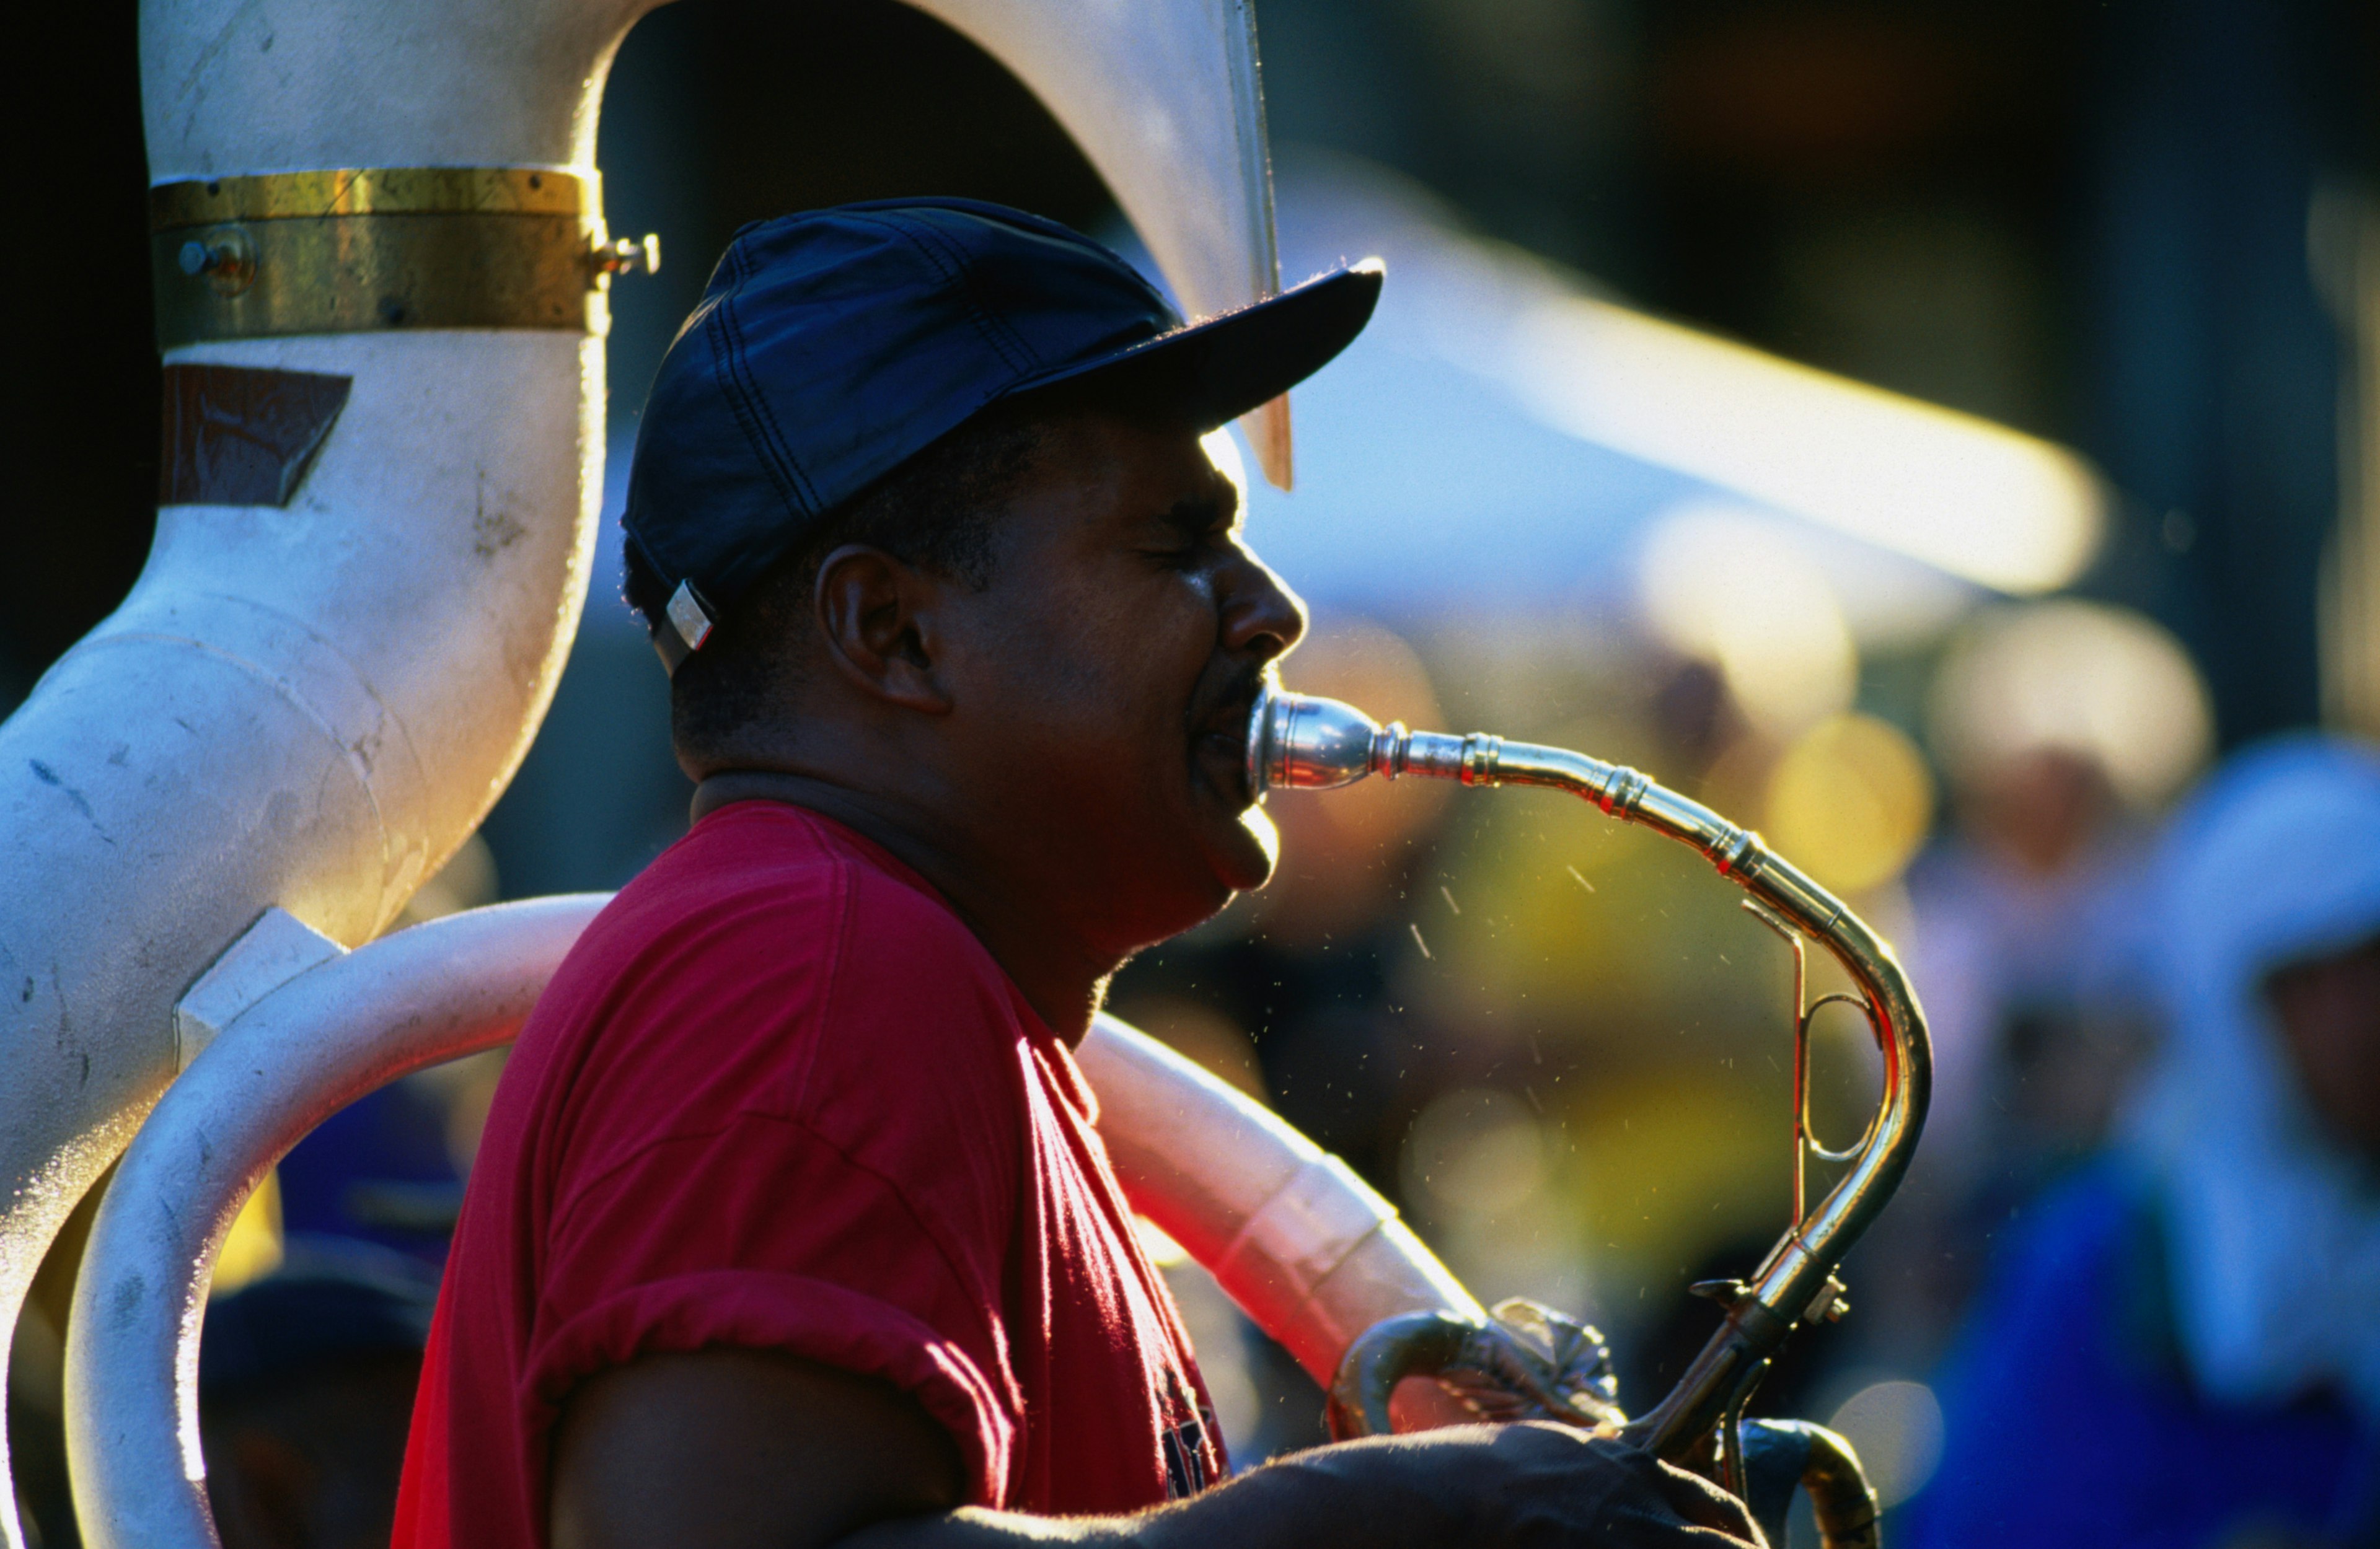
[1155,491,1232,540]
[1152,502,1228,545]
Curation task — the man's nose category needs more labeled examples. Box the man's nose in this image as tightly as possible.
[1221,550,1308,662]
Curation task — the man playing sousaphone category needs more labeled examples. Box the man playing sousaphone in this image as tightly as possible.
[392,200,1762,1549]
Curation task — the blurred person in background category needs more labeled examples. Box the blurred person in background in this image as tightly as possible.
[1870,602,2212,1371]
[198,1242,439,1549]
[1908,737,2380,1547]
[1911,602,2212,1203]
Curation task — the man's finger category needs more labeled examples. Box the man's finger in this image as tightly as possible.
[1646,1457,1766,1544]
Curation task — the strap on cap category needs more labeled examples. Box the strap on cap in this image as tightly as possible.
[656,580,715,674]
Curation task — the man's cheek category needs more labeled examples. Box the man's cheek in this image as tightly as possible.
[1023,619,1174,720]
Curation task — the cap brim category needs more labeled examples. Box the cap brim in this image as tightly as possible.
[1012,261,1383,431]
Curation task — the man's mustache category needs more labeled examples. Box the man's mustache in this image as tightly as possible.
[1188,659,1273,740]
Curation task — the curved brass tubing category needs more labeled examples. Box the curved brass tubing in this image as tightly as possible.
[1256,683,1931,1546]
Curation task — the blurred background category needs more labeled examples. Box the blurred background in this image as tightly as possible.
[10,0,2380,1544]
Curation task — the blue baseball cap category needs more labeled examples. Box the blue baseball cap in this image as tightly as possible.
[621,197,1382,671]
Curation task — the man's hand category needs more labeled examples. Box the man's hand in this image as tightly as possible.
[550,1348,1764,1549]
[1147,1421,1765,1549]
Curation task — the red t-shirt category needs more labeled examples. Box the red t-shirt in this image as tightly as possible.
[392,802,1223,1548]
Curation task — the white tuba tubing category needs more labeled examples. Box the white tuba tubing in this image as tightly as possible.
[63,896,612,1549]
[61,908,1482,1549]
[1,0,645,1536]
[1081,1016,1484,1429]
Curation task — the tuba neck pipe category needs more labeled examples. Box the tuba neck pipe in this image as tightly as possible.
[1250,683,1933,1464]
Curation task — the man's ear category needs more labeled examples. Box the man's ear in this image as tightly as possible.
[812,543,956,713]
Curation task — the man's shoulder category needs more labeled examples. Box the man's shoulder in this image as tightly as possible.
[528,801,1023,1113]
[599,800,984,965]
[507,801,1037,1228]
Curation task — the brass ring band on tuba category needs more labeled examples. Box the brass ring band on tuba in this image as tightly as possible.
[148,167,661,349]
[1247,680,1931,1549]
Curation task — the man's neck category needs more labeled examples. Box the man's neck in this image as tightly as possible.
[691,770,1113,1044]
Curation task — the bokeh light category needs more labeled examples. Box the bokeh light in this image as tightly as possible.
[1636,506,1857,737]
[1506,291,2107,593]
[1929,600,2213,809]
[1763,713,1937,894]
[1826,1379,1946,1507]
[1403,1087,1548,1217]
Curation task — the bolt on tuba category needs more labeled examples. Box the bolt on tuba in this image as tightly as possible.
[1246,680,1933,1549]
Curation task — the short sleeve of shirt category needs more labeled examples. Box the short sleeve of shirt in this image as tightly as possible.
[527,1112,1018,1502]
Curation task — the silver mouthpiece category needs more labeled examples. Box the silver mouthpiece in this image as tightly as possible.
[1247,680,1502,795]
[1246,682,1386,796]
